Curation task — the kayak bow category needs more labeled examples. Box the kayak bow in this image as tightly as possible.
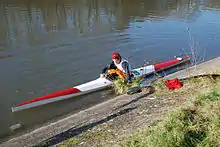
[11,56,190,112]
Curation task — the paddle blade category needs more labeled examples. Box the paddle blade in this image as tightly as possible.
[126,86,142,95]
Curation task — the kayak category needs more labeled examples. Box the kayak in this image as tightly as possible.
[11,56,190,112]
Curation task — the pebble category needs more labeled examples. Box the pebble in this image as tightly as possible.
[79,133,83,137]
[147,97,156,100]
[10,123,22,131]
[97,127,101,131]
[138,111,143,115]
[28,92,35,95]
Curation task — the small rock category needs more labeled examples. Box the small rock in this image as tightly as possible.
[10,123,22,131]
[79,133,83,137]
[109,119,114,122]
[147,97,155,100]
[139,112,143,115]
[28,92,35,95]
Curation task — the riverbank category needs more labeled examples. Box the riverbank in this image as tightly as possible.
[120,87,220,147]
[1,57,220,147]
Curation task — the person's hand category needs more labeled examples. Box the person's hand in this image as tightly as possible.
[100,74,106,78]
[127,80,132,84]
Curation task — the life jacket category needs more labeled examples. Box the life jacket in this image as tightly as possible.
[165,78,183,90]
[113,58,132,73]
[107,69,124,79]
[109,58,132,79]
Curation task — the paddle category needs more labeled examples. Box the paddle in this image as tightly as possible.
[126,75,154,95]
[126,84,152,95]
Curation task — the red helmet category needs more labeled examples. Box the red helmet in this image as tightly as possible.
[112,52,121,59]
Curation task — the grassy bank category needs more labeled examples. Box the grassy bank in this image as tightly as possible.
[59,75,220,147]
[120,77,220,147]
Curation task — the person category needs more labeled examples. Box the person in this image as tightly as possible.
[100,52,133,83]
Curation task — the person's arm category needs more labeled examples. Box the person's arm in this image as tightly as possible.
[122,62,132,83]
[101,61,116,74]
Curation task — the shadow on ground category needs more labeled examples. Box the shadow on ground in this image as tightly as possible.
[115,86,155,110]
[37,107,137,146]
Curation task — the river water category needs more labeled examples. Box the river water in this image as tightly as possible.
[0,0,220,141]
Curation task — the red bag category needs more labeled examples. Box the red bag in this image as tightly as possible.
[165,78,183,90]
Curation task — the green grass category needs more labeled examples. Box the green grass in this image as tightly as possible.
[120,89,220,147]
[113,78,142,95]
[59,74,220,147]
[153,75,220,97]
[60,126,114,147]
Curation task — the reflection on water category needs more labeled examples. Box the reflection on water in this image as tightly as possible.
[1,0,220,141]
[0,0,201,49]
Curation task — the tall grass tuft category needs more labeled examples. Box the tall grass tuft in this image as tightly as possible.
[113,78,142,95]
